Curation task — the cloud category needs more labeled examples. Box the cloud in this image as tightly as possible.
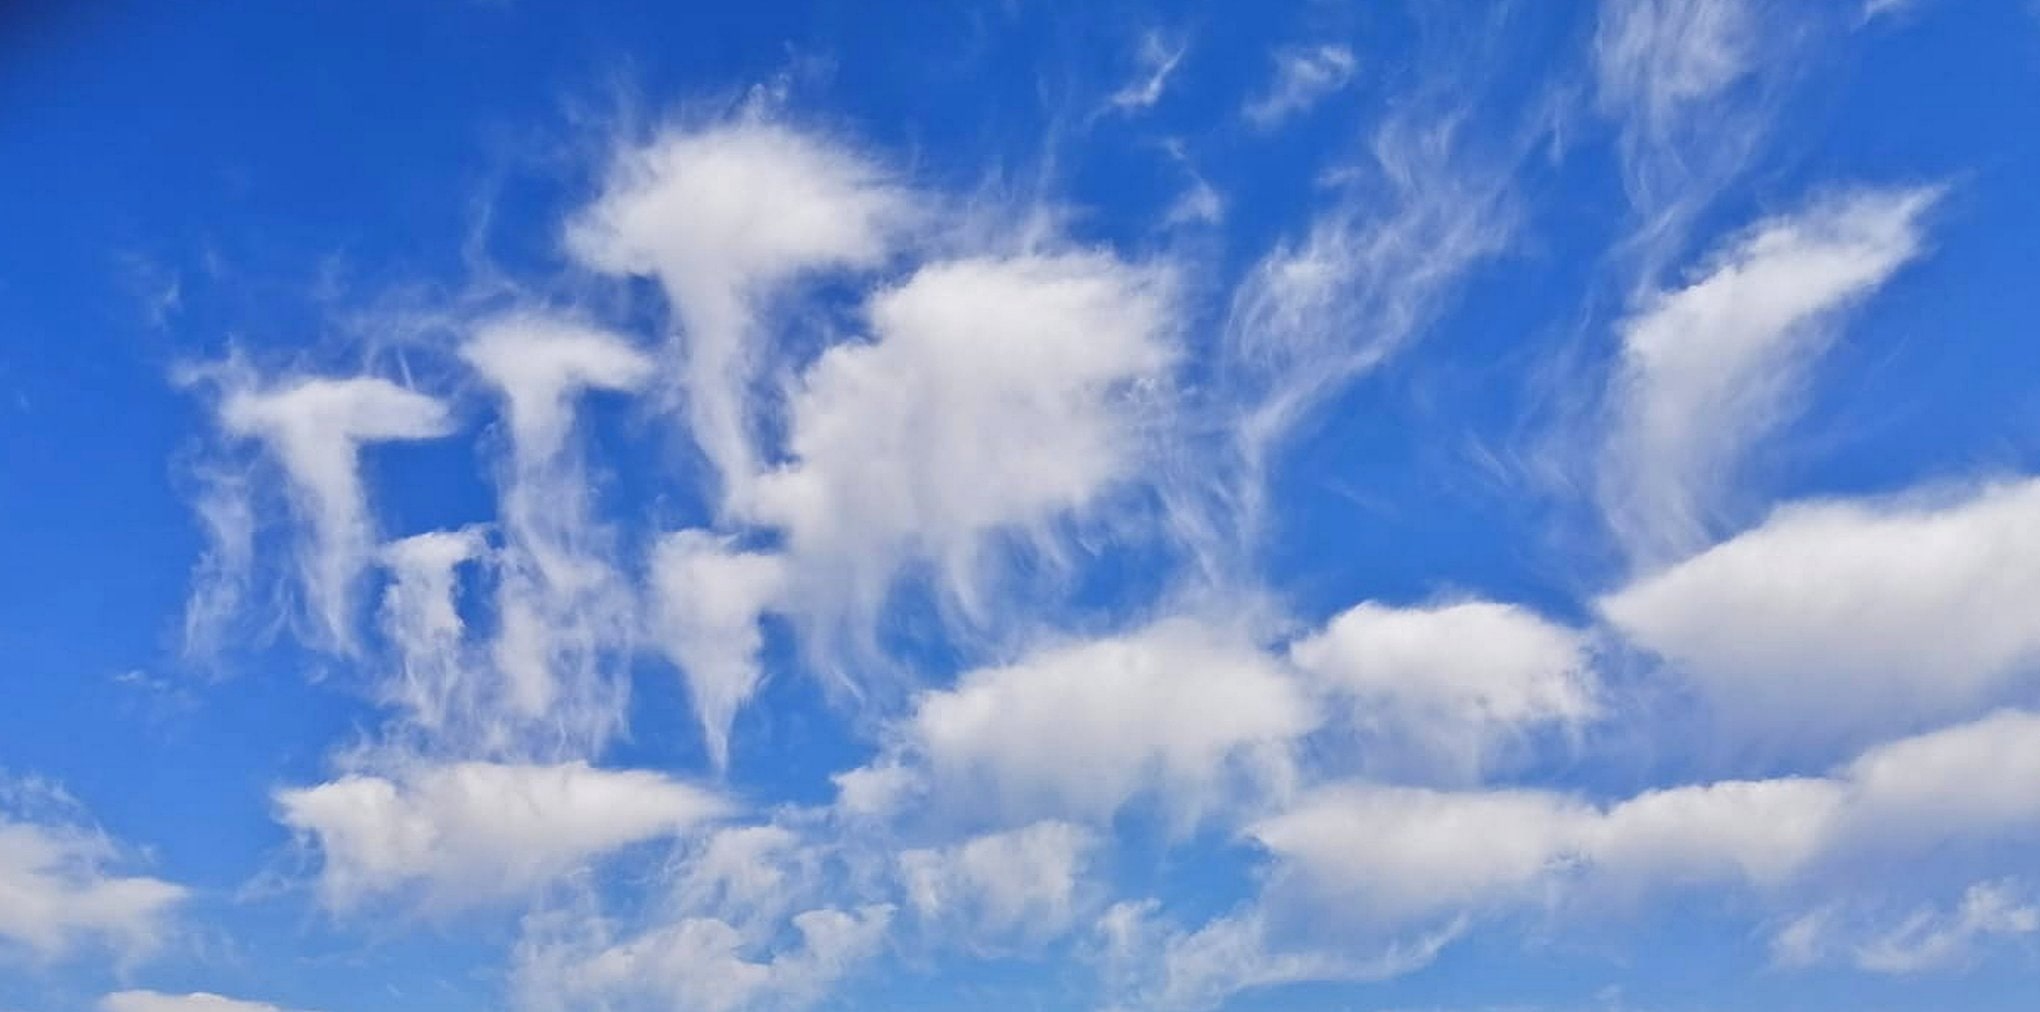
[515,903,892,1012]
[1599,186,1939,562]
[0,784,185,959]
[848,617,1315,827]
[1106,31,1189,114]
[1593,0,1765,242]
[748,252,1178,656]
[1221,109,1518,492]
[567,119,910,499]
[1242,44,1357,130]
[274,761,731,911]
[1247,708,2040,934]
[898,820,1095,950]
[1290,600,1596,782]
[99,993,293,1012]
[647,532,786,770]
[1094,902,1457,1012]
[462,316,655,754]
[216,376,454,650]
[460,314,655,467]
[375,528,487,739]
[1775,880,2040,974]
[1601,478,2040,751]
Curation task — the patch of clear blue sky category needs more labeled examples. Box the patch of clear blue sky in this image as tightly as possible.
[2,0,2039,1008]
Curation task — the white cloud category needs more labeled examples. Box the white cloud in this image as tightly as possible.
[1861,0,1919,23]
[647,531,785,770]
[1290,600,1595,781]
[275,761,730,911]
[855,617,1315,826]
[1094,902,1457,1012]
[1242,44,1357,130]
[99,993,292,1012]
[898,820,1095,949]
[1247,709,2040,934]
[1775,880,2040,974]
[376,528,486,738]
[1595,0,1751,140]
[1221,111,1516,490]
[1599,187,1939,562]
[217,376,453,650]
[181,466,255,657]
[460,314,654,467]
[1601,478,2040,750]
[1106,31,1188,114]
[567,119,909,498]
[0,785,184,959]
[516,904,892,1012]
[1593,0,1765,235]
[748,252,1177,650]
[462,316,654,753]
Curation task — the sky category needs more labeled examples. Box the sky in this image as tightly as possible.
[4,0,2040,1009]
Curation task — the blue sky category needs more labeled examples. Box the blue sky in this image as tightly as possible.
[5,1,2040,1009]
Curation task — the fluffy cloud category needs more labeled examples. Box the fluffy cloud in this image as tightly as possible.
[274,761,730,911]
[647,531,785,770]
[216,376,453,650]
[0,784,185,959]
[460,315,654,466]
[1249,709,2040,933]
[856,617,1315,826]
[1242,44,1356,129]
[1601,478,2040,750]
[1600,187,1938,562]
[567,119,909,497]
[515,904,892,1012]
[749,252,1177,644]
[1290,600,1595,781]
[99,993,293,1012]
[898,820,1095,949]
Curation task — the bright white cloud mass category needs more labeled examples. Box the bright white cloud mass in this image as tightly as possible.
[7,2,2039,1010]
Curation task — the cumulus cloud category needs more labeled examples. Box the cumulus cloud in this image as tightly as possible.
[647,531,785,770]
[99,993,293,1012]
[1248,708,2040,935]
[567,119,909,499]
[274,761,730,911]
[515,903,892,1012]
[1601,478,2040,750]
[1600,186,1939,562]
[215,376,454,650]
[898,820,1095,949]
[0,784,185,959]
[1291,600,1595,781]
[850,617,1315,827]
[1242,44,1357,130]
[749,252,1178,655]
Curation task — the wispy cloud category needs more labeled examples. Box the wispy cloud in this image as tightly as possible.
[1243,43,1358,130]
